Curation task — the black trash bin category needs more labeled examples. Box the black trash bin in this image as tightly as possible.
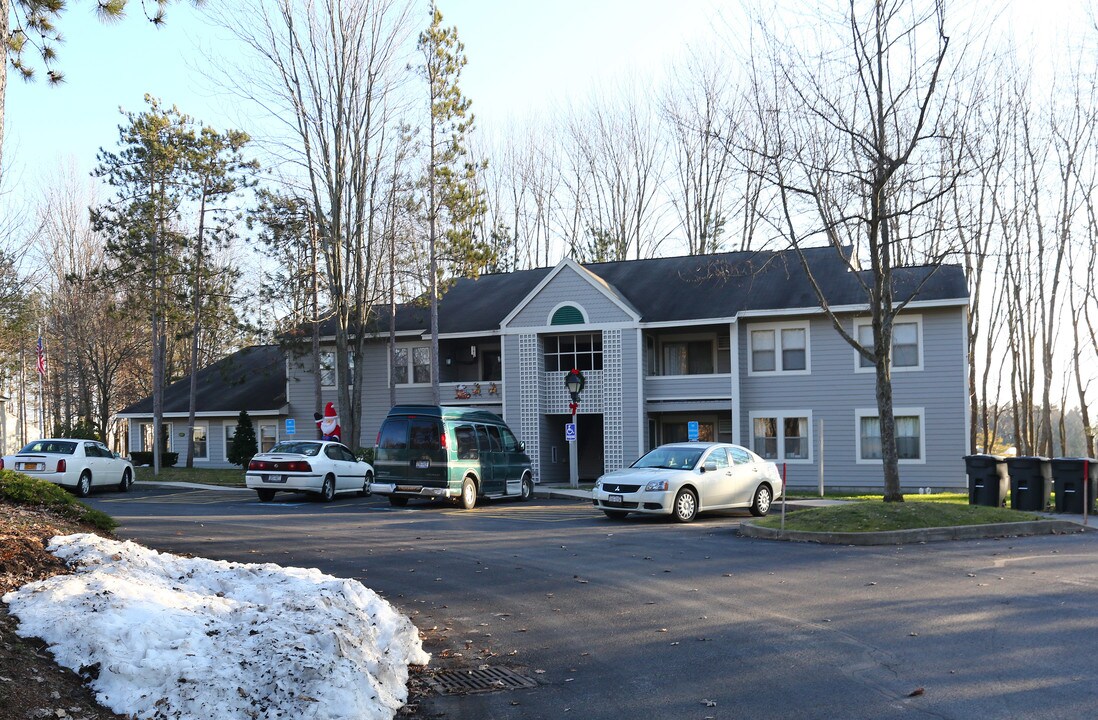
[1049,457,1098,514]
[1005,456,1051,512]
[964,454,1009,507]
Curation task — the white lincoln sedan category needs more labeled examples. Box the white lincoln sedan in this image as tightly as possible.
[246,440,373,502]
[1,439,134,497]
[591,442,783,523]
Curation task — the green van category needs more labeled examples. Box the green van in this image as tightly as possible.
[370,405,535,509]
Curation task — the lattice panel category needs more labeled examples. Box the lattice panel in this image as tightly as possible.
[541,370,603,413]
[518,334,541,482]
[602,330,624,472]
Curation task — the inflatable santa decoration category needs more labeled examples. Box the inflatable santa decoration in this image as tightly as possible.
[314,402,342,442]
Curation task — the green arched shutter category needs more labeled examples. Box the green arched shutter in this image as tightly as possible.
[551,305,584,325]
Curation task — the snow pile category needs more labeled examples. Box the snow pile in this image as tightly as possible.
[2,533,430,720]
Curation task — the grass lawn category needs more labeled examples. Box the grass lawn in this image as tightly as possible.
[787,491,970,504]
[756,500,1040,533]
[135,466,246,488]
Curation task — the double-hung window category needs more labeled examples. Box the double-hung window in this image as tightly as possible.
[750,412,811,462]
[392,346,432,385]
[855,316,922,371]
[856,408,924,463]
[748,322,810,374]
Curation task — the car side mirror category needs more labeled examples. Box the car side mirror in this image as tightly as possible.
[703,462,717,473]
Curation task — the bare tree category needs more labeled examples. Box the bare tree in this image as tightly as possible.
[213,0,415,447]
[747,0,964,501]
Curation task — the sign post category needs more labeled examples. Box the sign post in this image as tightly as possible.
[564,369,585,489]
[286,418,296,436]
[687,421,699,442]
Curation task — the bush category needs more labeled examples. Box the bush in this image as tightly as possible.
[0,470,118,533]
[128,451,178,467]
[355,447,375,465]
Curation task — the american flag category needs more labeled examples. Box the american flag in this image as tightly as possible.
[35,335,46,376]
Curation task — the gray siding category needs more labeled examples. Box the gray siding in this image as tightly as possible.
[506,267,633,328]
[738,308,968,490]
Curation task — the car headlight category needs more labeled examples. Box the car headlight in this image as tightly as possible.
[645,480,669,492]
[594,479,602,490]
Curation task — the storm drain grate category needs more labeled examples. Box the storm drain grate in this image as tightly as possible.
[425,667,538,695]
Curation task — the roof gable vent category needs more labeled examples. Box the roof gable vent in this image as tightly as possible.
[550,305,585,325]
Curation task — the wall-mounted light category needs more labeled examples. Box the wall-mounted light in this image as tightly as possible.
[470,345,477,358]
[445,357,453,366]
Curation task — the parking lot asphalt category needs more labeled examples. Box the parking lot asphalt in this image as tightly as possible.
[86,484,1098,720]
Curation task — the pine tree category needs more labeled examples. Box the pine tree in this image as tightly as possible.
[418,4,491,403]
[228,410,258,467]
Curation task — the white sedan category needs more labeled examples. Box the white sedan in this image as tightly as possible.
[245,440,373,502]
[591,442,783,523]
[1,438,134,497]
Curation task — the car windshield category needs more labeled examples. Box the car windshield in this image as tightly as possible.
[268,442,322,456]
[19,440,77,455]
[631,447,704,470]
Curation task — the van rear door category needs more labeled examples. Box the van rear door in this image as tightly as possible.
[408,418,447,488]
[376,418,409,485]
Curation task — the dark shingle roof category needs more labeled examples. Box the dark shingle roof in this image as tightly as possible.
[322,246,967,336]
[119,345,286,416]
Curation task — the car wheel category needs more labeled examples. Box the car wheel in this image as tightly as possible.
[76,472,92,498]
[359,472,373,498]
[672,488,698,523]
[460,477,477,510]
[519,474,534,502]
[388,496,408,507]
[750,484,773,517]
[603,509,629,520]
[118,468,132,493]
[256,489,276,502]
[318,474,336,503]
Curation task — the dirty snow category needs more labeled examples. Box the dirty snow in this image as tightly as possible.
[2,534,430,720]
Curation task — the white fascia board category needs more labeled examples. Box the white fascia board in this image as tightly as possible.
[639,317,738,329]
[433,329,503,340]
[500,321,637,336]
[499,257,642,328]
[116,409,287,420]
[734,297,968,319]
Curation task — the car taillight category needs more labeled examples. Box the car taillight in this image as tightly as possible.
[248,459,267,471]
[439,432,447,450]
[285,461,311,472]
[0,458,4,470]
[57,459,66,473]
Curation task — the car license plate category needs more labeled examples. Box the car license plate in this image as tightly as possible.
[265,474,286,483]
[17,462,42,471]
[415,459,430,469]
[609,494,623,504]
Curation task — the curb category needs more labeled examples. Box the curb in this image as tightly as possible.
[134,481,252,492]
[738,519,1093,545]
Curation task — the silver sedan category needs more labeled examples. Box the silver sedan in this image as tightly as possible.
[591,442,783,523]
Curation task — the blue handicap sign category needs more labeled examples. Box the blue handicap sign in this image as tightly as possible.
[565,423,577,442]
[687,421,699,441]
[286,418,296,435]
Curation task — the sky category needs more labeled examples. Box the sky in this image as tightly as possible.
[3,532,430,719]
[2,0,727,211]
[0,0,1086,238]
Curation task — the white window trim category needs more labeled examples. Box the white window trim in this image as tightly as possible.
[853,315,924,373]
[546,301,589,325]
[390,343,433,386]
[140,422,174,453]
[319,351,336,387]
[748,410,814,464]
[223,421,237,463]
[855,407,926,465]
[747,320,812,376]
[257,422,280,453]
[190,421,210,462]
